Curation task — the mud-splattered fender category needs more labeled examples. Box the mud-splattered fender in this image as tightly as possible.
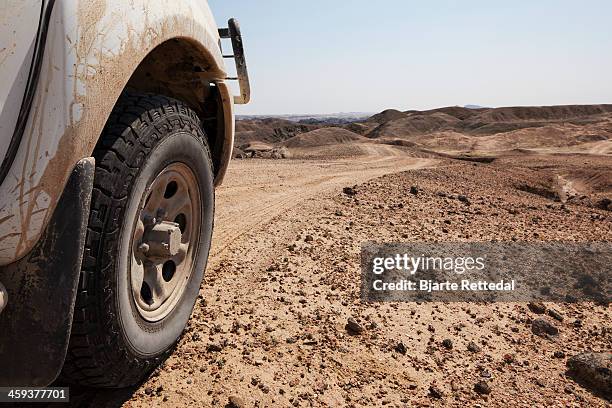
[0,157,94,386]
[0,0,231,265]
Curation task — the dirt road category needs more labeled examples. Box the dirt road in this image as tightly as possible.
[211,156,434,260]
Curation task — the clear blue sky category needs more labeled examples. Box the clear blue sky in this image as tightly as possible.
[210,0,612,115]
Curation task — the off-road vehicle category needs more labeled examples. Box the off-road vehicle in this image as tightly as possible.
[0,0,249,387]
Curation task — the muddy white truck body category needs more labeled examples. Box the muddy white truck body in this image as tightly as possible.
[0,0,249,387]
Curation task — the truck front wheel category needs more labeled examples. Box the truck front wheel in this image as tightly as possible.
[61,92,214,387]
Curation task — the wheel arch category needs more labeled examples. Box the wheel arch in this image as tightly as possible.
[125,38,235,187]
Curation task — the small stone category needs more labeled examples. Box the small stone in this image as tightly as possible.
[144,386,154,395]
[554,351,566,359]
[410,186,419,195]
[531,318,559,337]
[528,302,546,314]
[304,234,314,242]
[345,317,364,335]
[442,339,453,349]
[547,308,564,322]
[335,210,344,217]
[429,385,444,399]
[458,195,471,205]
[474,381,492,395]
[343,187,357,196]
[228,395,246,408]
[395,342,407,355]
[207,343,224,352]
[503,353,515,364]
[467,342,481,353]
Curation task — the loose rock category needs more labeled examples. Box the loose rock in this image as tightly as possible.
[343,187,357,196]
[228,395,246,408]
[547,308,564,322]
[207,343,224,352]
[531,318,559,337]
[458,195,471,205]
[467,342,481,353]
[346,317,365,335]
[395,342,407,355]
[429,385,444,399]
[474,381,492,395]
[528,301,546,314]
[566,352,612,396]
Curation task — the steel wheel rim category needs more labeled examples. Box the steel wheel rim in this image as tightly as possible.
[130,162,201,322]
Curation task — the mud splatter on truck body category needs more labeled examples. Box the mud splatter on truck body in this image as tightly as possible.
[0,0,235,265]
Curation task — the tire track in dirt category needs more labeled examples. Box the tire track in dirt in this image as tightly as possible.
[209,156,434,260]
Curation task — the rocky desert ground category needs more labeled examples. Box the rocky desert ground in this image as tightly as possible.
[67,105,610,407]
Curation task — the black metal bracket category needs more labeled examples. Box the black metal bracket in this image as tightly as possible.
[219,18,251,104]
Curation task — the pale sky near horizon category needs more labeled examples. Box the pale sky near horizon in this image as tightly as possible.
[210,1,612,115]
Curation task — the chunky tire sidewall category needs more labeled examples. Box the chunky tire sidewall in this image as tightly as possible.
[117,131,214,356]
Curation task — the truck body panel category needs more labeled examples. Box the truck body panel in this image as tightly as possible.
[0,0,43,165]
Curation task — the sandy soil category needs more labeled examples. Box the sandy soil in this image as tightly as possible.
[67,150,611,407]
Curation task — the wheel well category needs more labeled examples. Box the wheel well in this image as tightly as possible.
[125,39,225,175]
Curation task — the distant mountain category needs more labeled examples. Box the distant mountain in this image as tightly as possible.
[237,113,374,125]
[464,104,487,109]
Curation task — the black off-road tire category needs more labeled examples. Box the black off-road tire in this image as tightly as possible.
[60,92,215,388]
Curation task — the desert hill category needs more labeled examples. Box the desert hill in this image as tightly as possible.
[282,127,367,148]
[368,109,409,124]
[235,103,612,159]
[235,118,316,145]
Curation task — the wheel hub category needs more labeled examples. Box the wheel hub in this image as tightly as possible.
[140,220,182,260]
[129,163,201,322]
